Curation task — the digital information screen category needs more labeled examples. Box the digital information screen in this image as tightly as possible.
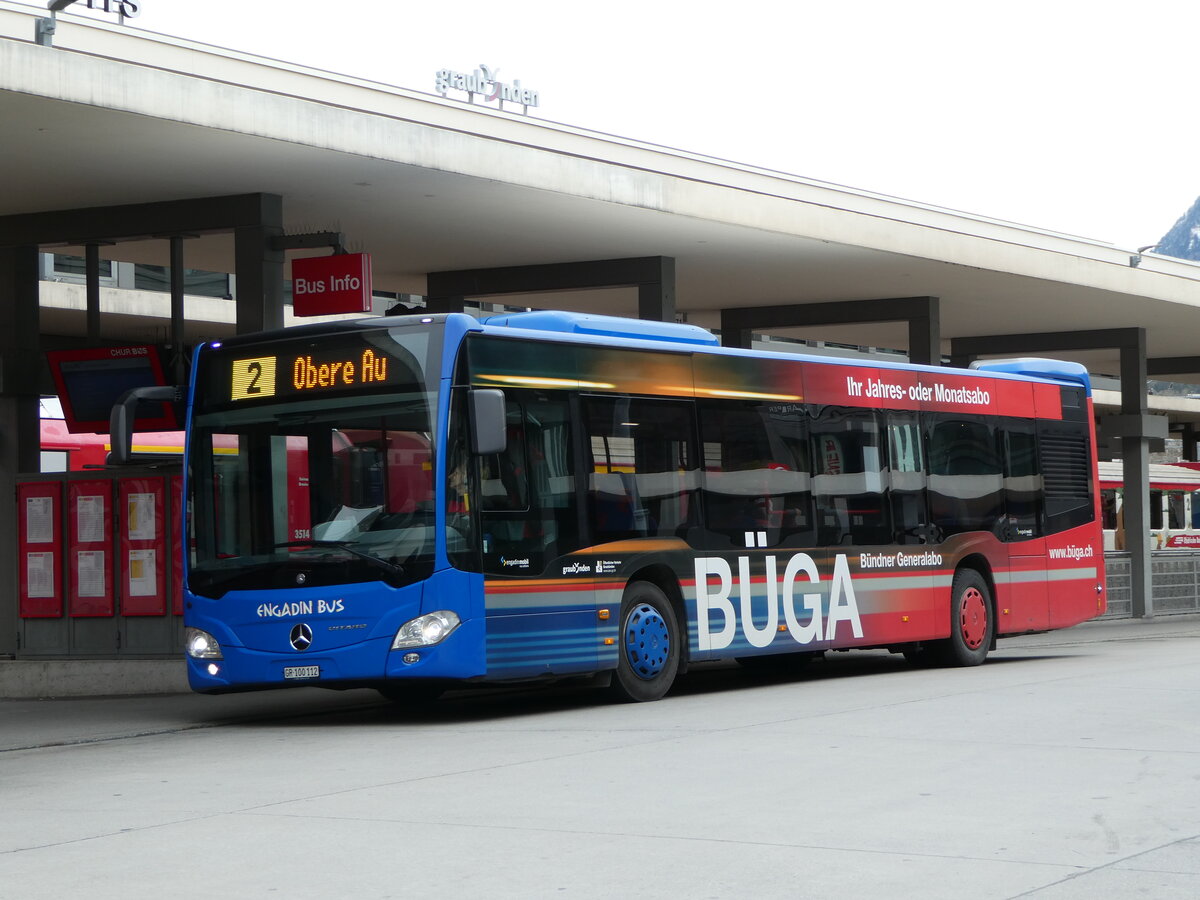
[196,327,431,416]
[228,348,393,402]
[45,346,175,433]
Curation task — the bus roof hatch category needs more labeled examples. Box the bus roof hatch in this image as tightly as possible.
[969,357,1092,391]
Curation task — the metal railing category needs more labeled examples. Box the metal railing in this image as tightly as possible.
[1103,551,1200,618]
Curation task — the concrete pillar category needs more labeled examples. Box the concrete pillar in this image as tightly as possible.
[0,246,42,657]
[718,313,753,349]
[233,195,284,335]
[720,296,940,362]
[1182,424,1197,463]
[85,243,101,341]
[907,298,941,366]
[168,236,190,384]
[637,257,675,322]
[424,296,466,314]
[1121,331,1153,618]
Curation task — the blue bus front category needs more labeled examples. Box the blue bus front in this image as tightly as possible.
[182,315,486,693]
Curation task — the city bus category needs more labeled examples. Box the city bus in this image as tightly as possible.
[144,310,1104,701]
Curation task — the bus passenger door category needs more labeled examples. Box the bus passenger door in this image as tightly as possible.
[1001,423,1049,632]
[478,390,596,678]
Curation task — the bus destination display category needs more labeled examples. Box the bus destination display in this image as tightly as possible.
[224,344,397,403]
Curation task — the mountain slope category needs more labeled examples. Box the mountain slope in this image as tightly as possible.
[1155,196,1200,260]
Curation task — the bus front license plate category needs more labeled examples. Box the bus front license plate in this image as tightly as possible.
[283,665,320,680]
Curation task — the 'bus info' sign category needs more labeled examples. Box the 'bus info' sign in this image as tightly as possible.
[291,253,373,317]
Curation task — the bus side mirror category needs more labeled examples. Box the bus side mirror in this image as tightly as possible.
[469,389,507,456]
[108,385,181,465]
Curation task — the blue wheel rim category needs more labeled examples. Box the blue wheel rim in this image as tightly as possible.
[625,602,670,680]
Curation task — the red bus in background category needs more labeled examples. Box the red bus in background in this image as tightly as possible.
[1098,459,1200,550]
[39,415,183,471]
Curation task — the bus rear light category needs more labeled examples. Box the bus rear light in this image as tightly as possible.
[391,611,460,650]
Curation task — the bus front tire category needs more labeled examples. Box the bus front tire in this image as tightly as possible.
[612,582,681,702]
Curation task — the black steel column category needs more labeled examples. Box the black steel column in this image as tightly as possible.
[85,243,101,341]
[637,257,675,322]
[169,236,187,385]
[424,295,466,314]
[908,299,940,366]
[1183,424,1198,463]
[233,195,285,334]
[718,311,754,350]
[0,246,42,657]
[1121,331,1153,618]
[426,257,675,321]
[720,296,940,364]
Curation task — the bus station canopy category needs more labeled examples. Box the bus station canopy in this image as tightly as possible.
[3,3,1200,389]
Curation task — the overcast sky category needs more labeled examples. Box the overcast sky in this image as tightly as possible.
[39,0,1200,249]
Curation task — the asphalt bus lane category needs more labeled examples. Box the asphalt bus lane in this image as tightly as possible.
[2,615,1199,899]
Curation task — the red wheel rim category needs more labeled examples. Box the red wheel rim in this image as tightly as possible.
[960,587,987,650]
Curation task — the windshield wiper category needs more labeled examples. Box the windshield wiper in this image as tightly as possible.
[274,540,406,579]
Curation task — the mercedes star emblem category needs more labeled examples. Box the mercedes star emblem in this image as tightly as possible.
[289,623,313,651]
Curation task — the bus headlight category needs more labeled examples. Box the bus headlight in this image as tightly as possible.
[391,611,461,650]
[185,627,224,660]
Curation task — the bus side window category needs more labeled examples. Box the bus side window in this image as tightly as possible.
[478,398,531,565]
[479,390,579,573]
[1149,490,1165,531]
[445,388,479,572]
[928,416,1004,538]
[584,396,697,543]
[1002,421,1042,540]
[479,401,529,512]
[886,412,927,545]
[811,407,888,546]
[697,400,812,549]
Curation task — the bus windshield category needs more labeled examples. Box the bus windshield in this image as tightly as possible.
[187,324,441,598]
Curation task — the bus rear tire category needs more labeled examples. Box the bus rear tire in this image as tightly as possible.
[933,568,993,667]
[611,581,681,702]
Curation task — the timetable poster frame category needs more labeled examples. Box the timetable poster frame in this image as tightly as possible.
[171,475,184,615]
[68,479,114,617]
[18,481,63,618]
[120,477,167,616]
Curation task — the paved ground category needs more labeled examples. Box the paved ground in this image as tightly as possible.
[2,615,1199,898]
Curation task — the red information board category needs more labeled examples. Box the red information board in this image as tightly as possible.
[291,253,373,316]
[171,475,184,616]
[18,481,63,617]
[68,479,114,617]
[119,477,167,616]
